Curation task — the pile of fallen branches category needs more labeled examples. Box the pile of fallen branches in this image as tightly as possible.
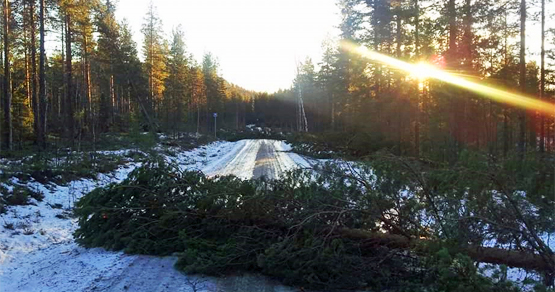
[74,158,553,290]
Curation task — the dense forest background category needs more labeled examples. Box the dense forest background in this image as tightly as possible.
[0,0,256,153]
[0,0,553,163]
[261,0,555,161]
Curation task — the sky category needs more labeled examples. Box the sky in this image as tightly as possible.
[114,0,341,93]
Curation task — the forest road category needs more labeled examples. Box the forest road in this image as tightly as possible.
[204,139,311,180]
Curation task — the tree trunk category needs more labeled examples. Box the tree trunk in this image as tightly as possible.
[29,0,41,147]
[65,13,74,145]
[446,0,457,67]
[540,0,545,153]
[518,0,526,158]
[414,0,420,157]
[23,0,30,106]
[3,0,12,151]
[338,228,555,273]
[39,0,46,148]
[83,34,92,135]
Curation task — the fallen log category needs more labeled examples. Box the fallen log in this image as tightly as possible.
[338,228,555,272]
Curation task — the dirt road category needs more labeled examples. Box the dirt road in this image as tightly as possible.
[203,139,311,179]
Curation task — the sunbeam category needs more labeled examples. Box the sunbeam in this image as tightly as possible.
[343,41,555,116]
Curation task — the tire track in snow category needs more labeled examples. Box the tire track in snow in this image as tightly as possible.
[204,139,261,179]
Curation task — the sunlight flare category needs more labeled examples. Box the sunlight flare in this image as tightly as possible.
[345,41,555,115]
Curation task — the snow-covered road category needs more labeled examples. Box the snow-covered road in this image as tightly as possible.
[203,139,311,179]
[0,139,311,292]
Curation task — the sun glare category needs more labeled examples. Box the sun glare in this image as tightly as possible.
[414,62,435,80]
[345,41,555,115]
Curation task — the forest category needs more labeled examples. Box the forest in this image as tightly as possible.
[0,0,258,152]
[0,0,555,291]
[261,0,555,161]
[0,0,553,160]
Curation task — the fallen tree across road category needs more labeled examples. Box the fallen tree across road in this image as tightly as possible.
[74,159,554,290]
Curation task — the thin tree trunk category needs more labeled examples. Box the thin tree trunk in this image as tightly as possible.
[30,0,41,147]
[396,8,402,154]
[110,74,115,120]
[3,0,12,150]
[414,0,420,157]
[65,13,74,145]
[83,33,92,136]
[331,92,335,130]
[197,104,200,134]
[60,17,64,124]
[447,0,457,66]
[23,0,30,106]
[540,0,545,153]
[518,0,526,158]
[38,0,46,148]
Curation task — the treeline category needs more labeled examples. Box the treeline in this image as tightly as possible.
[0,0,255,152]
[257,0,555,161]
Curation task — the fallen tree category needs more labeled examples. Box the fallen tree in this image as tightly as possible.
[339,228,555,272]
[74,159,554,290]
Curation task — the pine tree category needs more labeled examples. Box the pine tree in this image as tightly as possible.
[141,1,167,122]
[163,25,189,133]
[38,0,47,148]
[189,63,206,134]
[539,0,546,153]
[518,0,527,157]
[203,53,225,130]
[96,0,120,132]
[3,0,13,150]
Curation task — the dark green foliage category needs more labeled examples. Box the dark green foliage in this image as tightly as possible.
[0,149,146,187]
[422,249,520,292]
[74,160,530,291]
[1,185,44,206]
[287,131,394,159]
[218,129,287,142]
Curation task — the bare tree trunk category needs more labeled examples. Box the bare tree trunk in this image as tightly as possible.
[23,0,30,106]
[331,93,335,130]
[447,0,457,66]
[414,0,421,157]
[518,0,526,158]
[65,13,74,146]
[83,33,92,136]
[3,0,12,150]
[60,17,64,125]
[39,0,46,148]
[540,0,545,153]
[110,74,115,123]
[197,104,200,134]
[30,0,41,147]
[396,8,402,154]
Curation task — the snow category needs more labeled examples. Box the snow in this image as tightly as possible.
[201,139,312,180]
[0,139,308,292]
[1,138,553,291]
